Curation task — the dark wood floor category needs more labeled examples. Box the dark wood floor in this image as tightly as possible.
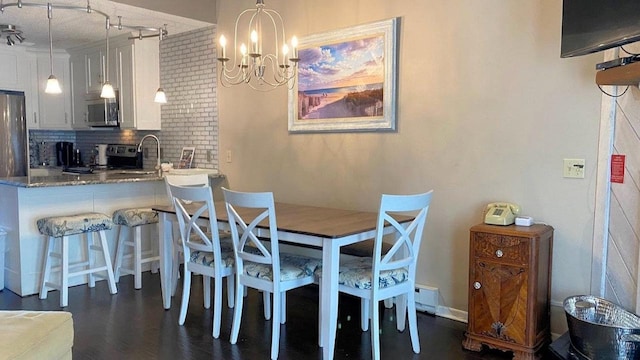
[0,272,545,359]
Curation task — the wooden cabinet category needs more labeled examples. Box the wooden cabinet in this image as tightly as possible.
[463,223,553,360]
[31,52,72,130]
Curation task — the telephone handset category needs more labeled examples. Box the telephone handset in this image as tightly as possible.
[484,202,521,226]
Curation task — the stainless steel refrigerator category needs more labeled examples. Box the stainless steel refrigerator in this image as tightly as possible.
[0,90,27,177]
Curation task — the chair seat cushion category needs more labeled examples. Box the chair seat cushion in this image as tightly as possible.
[189,237,236,268]
[113,208,159,227]
[317,257,409,290]
[37,213,113,237]
[0,310,73,360]
[243,253,322,282]
[341,239,393,257]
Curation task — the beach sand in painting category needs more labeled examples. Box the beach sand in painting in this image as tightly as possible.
[298,89,383,120]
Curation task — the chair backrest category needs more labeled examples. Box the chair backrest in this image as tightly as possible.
[373,191,433,289]
[168,183,223,261]
[222,188,280,282]
[164,174,210,202]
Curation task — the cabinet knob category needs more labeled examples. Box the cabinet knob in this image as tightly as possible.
[473,281,481,290]
[495,249,504,258]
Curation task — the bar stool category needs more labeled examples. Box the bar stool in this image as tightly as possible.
[37,212,118,308]
[112,208,160,289]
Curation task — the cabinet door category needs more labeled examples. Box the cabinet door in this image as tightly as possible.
[469,259,528,345]
[118,44,135,129]
[69,54,88,129]
[36,54,71,129]
[86,49,104,93]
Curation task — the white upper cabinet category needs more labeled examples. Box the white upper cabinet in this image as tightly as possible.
[69,53,88,129]
[30,51,72,130]
[0,47,37,128]
[68,33,161,130]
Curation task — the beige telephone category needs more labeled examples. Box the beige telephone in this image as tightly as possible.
[484,202,521,226]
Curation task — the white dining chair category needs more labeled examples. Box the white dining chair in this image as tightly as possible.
[165,173,222,308]
[168,182,235,339]
[222,188,321,360]
[317,190,433,360]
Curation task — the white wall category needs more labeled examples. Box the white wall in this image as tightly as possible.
[216,0,603,333]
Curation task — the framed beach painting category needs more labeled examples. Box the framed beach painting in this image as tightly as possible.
[288,18,398,133]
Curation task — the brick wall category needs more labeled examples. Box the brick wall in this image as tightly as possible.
[159,25,219,170]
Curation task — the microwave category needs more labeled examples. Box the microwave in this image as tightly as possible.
[86,91,119,127]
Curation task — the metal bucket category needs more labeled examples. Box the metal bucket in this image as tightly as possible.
[564,295,640,360]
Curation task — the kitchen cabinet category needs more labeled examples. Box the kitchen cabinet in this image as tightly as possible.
[67,33,161,131]
[0,48,37,128]
[117,37,161,130]
[463,223,553,360]
[69,53,89,129]
[30,51,72,130]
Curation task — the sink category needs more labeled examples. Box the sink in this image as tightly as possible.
[117,170,157,175]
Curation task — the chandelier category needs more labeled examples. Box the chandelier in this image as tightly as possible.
[217,0,299,91]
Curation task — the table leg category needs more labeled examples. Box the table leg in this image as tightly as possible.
[321,240,340,360]
[158,213,173,309]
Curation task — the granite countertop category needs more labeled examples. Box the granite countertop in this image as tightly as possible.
[0,170,225,188]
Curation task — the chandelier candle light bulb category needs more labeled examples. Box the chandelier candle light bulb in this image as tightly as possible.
[216,0,299,90]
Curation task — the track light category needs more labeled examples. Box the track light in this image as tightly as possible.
[14,33,24,43]
[6,36,14,46]
[0,24,24,46]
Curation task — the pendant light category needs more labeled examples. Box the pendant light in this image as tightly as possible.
[154,88,167,103]
[44,3,61,94]
[100,17,115,99]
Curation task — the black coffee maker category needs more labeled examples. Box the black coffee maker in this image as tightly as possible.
[56,142,75,167]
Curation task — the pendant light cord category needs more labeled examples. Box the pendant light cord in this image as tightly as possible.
[48,3,53,75]
[105,17,110,83]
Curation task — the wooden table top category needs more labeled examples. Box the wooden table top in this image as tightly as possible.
[154,201,414,239]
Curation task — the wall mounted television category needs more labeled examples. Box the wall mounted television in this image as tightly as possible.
[561,0,640,58]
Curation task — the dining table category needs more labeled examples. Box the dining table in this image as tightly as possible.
[152,200,414,360]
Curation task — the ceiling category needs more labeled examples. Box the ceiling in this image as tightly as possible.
[0,0,212,50]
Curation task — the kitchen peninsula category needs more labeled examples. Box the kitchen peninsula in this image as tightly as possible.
[0,171,225,296]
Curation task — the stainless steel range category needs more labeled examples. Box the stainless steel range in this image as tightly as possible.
[105,144,142,169]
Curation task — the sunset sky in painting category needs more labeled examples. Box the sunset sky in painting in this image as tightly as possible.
[297,35,385,92]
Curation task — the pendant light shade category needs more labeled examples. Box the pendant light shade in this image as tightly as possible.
[100,81,115,98]
[154,88,167,103]
[45,75,62,94]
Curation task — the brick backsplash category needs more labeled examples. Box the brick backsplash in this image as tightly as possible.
[29,25,219,171]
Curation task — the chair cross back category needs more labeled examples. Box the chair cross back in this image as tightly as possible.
[169,184,221,256]
[224,191,278,269]
[377,199,430,274]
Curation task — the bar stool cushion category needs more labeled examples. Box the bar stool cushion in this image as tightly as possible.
[37,213,113,238]
[113,208,159,227]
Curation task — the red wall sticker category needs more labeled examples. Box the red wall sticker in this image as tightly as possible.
[611,154,625,183]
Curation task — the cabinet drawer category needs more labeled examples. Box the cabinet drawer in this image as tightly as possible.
[473,232,529,263]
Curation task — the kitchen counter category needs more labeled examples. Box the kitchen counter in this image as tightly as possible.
[0,170,225,188]
[0,169,226,296]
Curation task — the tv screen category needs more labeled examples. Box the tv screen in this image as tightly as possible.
[561,0,640,58]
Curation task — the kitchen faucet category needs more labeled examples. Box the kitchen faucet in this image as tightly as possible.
[137,134,161,176]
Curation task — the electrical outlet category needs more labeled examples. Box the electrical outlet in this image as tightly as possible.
[226,150,232,163]
[563,158,585,178]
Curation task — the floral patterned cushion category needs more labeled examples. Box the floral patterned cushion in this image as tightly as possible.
[37,213,113,237]
[188,236,235,268]
[243,253,322,282]
[317,257,409,290]
[112,208,159,227]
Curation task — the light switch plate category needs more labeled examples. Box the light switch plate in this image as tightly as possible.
[563,158,585,178]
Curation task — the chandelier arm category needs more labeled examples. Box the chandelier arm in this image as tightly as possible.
[262,9,286,63]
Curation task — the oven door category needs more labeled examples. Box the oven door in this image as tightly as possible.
[86,92,119,127]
